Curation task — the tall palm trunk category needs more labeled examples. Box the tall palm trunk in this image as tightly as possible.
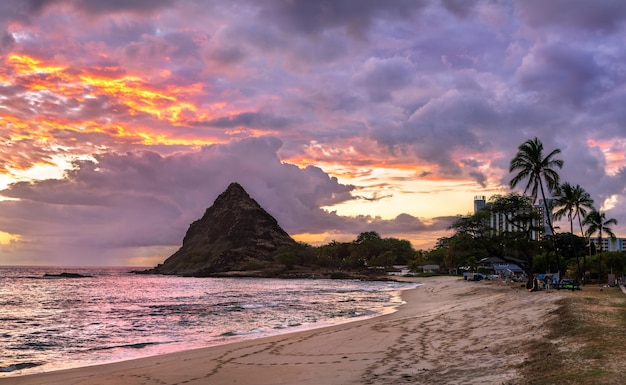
[509,137,564,279]
[539,181,560,276]
[583,209,618,285]
[569,216,580,281]
[598,228,603,283]
[578,214,588,285]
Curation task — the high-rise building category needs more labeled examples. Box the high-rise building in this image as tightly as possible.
[534,199,552,236]
[473,197,624,250]
[474,195,486,214]
[474,195,548,240]
[589,237,626,252]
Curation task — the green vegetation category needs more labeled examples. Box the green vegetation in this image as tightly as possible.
[584,209,619,284]
[273,137,626,283]
[510,137,563,237]
[430,137,625,284]
[271,231,418,274]
[510,137,564,276]
[553,182,595,281]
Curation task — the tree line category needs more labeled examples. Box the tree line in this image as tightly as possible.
[273,137,625,285]
[272,231,415,273]
[432,137,622,286]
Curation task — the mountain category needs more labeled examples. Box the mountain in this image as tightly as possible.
[148,182,297,276]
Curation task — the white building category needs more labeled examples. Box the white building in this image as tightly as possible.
[473,196,625,251]
[589,237,626,252]
[473,196,551,241]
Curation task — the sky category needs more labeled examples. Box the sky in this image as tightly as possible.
[1,0,626,266]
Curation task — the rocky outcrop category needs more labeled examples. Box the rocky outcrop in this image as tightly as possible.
[43,272,92,278]
[148,182,297,277]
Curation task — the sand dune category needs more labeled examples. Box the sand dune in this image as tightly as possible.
[5,276,563,385]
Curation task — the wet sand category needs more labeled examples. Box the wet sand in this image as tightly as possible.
[5,276,563,385]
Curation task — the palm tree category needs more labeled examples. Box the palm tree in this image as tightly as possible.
[583,209,618,283]
[573,186,594,283]
[509,137,563,274]
[553,183,594,282]
[573,189,594,238]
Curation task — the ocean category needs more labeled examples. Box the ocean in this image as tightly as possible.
[0,266,416,377]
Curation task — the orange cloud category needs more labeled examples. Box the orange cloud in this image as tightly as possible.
[7,54,202,120]
[8,54,65,75]
[1,54,233,149]
[291,138,448,181]
[0,53,247,178]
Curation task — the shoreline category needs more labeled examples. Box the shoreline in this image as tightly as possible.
[4,276,563,385]
[1,269,409,377]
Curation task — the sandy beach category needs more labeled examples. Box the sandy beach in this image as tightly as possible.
[4,276,563,385]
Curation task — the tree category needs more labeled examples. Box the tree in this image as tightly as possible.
[447,210,492,263]
[571,185,594,283]
[604,251,626,278]
[553,183,594,282]
[369,251,395,269]
[408,249,427,272]
[509,137,563,275]
[355,231,382,244]
[447,193,542,288]
[381,238,415,264]
[571,186,594,238]
[489,194,542,287]
[351,231,383,265]
[347,231,419,269]
[273,242,316,269]
[449,208,491,238]
[550,232,585,277]
[583,209,618,283]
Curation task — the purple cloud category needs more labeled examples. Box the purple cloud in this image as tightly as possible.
[1,1,626,264]
[516,43,609,106]
[518,0,626,33]
[0,137,448,264]
[257,0,425,38]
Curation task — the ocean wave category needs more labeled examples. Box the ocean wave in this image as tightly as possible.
[219,328,265,337]
[88,341,168,352]
[239,302,278,309]
[0,362,41,372]
[272,322,302,329]
[0,267,409,377]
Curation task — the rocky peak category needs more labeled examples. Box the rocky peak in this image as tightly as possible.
[150,182,296,276]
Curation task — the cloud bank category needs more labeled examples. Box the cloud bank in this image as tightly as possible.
[0,0,625,264]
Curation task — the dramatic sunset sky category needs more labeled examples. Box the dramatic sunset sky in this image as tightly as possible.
[1,0,626,266]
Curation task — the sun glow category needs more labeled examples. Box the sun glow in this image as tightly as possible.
[319,166,479,220]
[0,231,21,245]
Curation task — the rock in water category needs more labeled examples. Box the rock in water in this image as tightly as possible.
[150,182,296,276]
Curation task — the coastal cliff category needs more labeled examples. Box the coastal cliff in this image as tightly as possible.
[148,182,297,277]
